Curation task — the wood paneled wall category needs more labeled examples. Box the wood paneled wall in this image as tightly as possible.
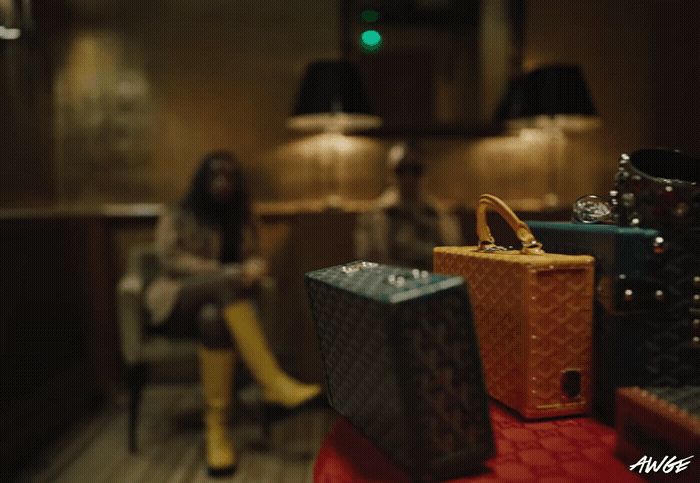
[3,0,698,208]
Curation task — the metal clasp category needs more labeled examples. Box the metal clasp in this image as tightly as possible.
[341,261,378,274]
[478,241,508,253]
[385,269,430,287]
[522,240,544,255]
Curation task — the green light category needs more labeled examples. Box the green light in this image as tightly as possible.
[360,30,382,52]
[360,9,380,23]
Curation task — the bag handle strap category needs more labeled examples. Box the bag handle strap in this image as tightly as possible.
[476,194,544,255]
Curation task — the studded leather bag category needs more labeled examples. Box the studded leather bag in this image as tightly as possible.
[613,149,700,384]
[434,194,595,419]
[570,149,700,423]
[305,262,494,480]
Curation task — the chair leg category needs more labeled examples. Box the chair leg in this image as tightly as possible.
[249,403,272,451]
[262,404,272,443]
[127,364,147,453]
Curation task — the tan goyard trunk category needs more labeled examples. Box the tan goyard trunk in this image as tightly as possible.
[434,194,594,419]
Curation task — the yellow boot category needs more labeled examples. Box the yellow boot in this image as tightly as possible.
[198,347,237,477]
[223,300,321,408]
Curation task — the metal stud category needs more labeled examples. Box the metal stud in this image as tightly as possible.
[622,193,636,207]
[694,294,700,304]
[694,276,700,288]
[609,190,619,198]
[615,171,629,183]
[665,185,674,192]
[693,319,700,328]
[620,153,630,164]
[655,290,665,302]
[630,217,640,226]
[674,202,690,217]
[653,237,665,254]
[624,289,634,302]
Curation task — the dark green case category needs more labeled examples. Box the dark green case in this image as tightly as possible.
[305,262,494,480]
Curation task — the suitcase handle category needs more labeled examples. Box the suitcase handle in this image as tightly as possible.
[476,194,544,255]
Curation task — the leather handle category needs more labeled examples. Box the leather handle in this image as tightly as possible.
[476,194,544,254]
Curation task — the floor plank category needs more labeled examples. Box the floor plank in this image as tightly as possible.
[18,384,336,483]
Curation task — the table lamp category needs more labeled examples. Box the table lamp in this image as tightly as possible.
[498,64,600,207]
[288,60,381,205]
[287,59,381,133]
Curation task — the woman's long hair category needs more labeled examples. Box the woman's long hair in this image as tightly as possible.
[181,151,251,263]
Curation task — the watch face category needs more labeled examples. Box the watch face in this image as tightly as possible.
[573,195,612,224]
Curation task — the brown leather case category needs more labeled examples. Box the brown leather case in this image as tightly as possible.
[616,387,700,483]
[434,194,594,419]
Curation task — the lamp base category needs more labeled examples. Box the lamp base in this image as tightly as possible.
[542,192,560,208]
[325,194,343,209]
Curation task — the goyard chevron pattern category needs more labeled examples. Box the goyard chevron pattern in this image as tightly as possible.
[305,262,494,480]
[616,386,700,483]
[529,222,700,424]
[434,247,594,419]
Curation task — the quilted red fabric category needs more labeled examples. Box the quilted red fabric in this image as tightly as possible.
[314,404,642,482]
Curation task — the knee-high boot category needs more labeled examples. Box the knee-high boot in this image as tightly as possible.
[198,347,237,477]
[223,300,321,408]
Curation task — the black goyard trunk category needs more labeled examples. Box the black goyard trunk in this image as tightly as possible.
[305,262,494,480]
[528,222,700,424]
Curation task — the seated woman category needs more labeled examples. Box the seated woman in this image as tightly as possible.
[146,151,321,476]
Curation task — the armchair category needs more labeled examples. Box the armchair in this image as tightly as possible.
[117,245,278,452]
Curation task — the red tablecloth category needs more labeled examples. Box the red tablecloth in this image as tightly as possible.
[314,405,642,482]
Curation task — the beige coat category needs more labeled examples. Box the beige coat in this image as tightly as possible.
[145,207,253,325]
[354,190,462,269]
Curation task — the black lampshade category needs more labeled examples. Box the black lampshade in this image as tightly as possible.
[287,60,381,132]
[499,64,599,131]
[494,76,527,124]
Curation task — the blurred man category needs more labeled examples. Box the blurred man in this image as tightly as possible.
[355,142,462,270]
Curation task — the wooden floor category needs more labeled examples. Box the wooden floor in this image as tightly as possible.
[18,384,338,483]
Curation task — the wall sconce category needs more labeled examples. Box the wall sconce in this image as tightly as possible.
[287,59,381,133]
[497,64,600,207]
[288,59,381,205]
